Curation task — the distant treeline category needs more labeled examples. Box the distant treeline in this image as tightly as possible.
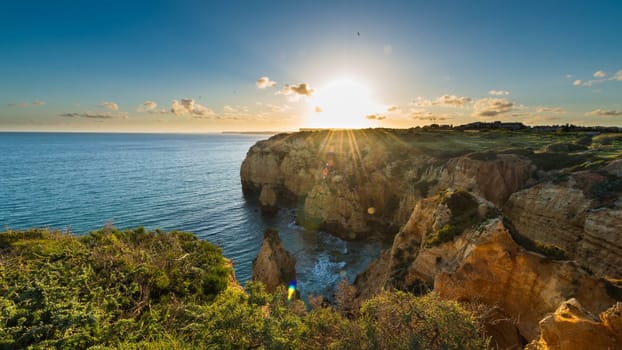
[419,121,622,133]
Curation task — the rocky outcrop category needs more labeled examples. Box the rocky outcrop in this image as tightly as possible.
[242,130,622,348]
[241,131,539,239]
[299,182,370,239]
[527,299,622,350]
[251,229,296,292]
[434,219,620,341]
[505,181,622,277]
[438,153,535,206]
[353,249,391,300]
[259,185,278,216]
[355,190,622,344]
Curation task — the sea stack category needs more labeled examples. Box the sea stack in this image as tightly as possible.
[252,228,296,292]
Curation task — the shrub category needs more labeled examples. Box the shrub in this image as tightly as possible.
[0,227,230,349]
[426,191,482,246]
[360,291,488,350]
[0,228,489,349]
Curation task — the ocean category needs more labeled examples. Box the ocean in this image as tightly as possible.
[0,132,384,299]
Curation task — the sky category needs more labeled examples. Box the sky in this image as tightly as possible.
[1,0,621,132]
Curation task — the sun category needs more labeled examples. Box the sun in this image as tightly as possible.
[305,79,383,129]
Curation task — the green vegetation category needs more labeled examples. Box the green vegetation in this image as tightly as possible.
[385,129,622,172]
[589,174,622,201]
[0,228,488,349]
[526,151,595,171]
[0,227,231,349]
[426,191,484,246]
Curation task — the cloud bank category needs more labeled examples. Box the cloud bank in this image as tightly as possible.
[585,109,622,116]
[473,98,514,117]
[59,112,128,119]
[414,95,471,107]
[171,99,214,117]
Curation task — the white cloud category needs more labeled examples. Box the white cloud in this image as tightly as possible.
[171,99,214,117]
[535,107,566,114]
[256,76,277,88]
[100,101,119,111]
[573,69,622,87]
[386,105,399,112]
[278,83,315,97]
[413,94,471,107]
[585,109,622,116]
[473,98,514,117]
[489,90,510,96]
[138,100,168,114]
[59,111,128,119]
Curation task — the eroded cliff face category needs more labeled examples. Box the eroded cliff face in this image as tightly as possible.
[242,129,622,349]
[526,299,622,350]
[439,153,535,206]
[240,130,535,239]
[434,220,619,341]
[354,190,622,346]
[251,229,296,293]
[505,179,622,278]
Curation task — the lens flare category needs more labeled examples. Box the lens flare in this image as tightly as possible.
[287,280,297,301]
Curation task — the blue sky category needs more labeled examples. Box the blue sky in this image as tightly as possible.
[1,0,621,131]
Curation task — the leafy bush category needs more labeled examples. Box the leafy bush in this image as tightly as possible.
[589,175,622,200]
[426,191,483,246]
[0,228,488,349]
[360,291,488,350]
[527,152,594,171]
[0,227,230,349]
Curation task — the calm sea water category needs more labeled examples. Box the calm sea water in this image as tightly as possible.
[0,132,384,299]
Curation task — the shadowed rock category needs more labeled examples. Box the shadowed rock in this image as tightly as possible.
[251,228,296,292]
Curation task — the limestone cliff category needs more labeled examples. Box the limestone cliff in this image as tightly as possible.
[242,129,622,349]
[251,228,296,292]
[505,177,622,277]
[527,299,622,350]
[240,130,536,239]
[354,190,622,346]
